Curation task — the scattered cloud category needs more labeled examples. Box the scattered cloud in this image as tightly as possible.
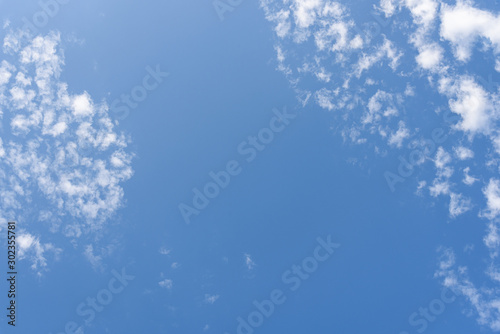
[388,121,410,148]
[454,146,474,160]
[83,244,103,271]
[244,253,256,270]
[204,294,220,304]
[17,232,62,275]
[159,279,173,289]
[260,2,500,328]
[482,179,500,220]
[159,247,171,255]
[0,29,134,271]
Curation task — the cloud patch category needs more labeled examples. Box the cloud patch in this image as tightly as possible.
[0,30,134,271]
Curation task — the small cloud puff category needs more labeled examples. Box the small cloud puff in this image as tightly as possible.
[159,279,173,289]
[245,253,256,270]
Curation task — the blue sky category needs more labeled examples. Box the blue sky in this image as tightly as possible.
[0,0,500,333]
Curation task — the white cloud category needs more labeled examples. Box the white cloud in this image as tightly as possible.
[449,192,472,218]
[204,294,220,304]
[364,90,398,124]
[429,180,450,197]
[454,146,474,160]
[159,247,171,255]
[463,167,479,186]
[416,180,427,196]
[159,279,173,289]
[17,232,61,274]
[482,179,500,219]
[0,30,134,273]
[245,253,256,270]
[429,147,454,198]
[441,1,500,63]
[353,38,403,78]
[342,126,367,144]
[443,76,497,135]
[0,30,133,235]
[261,0,363,59]
[416,43,443,70]
[405,0,438,26]
[315,87,339,111]
[84,244,103,270]
[435,248,500,331]
[72,92,94,117]
[404,83,415,96]
[435,147,451,170]
[388,121,410,148]
[314,20,362,53]
[484,222,500,256]
[259,2,500,330]
[293,0,323,29]
[0,60,15,85]
[377,0,399,17]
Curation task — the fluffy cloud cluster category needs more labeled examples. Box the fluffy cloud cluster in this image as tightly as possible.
[0,30,133,271]
[260,0,500,330]
[262,0,409,152]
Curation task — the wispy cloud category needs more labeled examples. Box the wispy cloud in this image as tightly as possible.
[204,294,220,304]
[244,253,256,270]
[17,231,61,275]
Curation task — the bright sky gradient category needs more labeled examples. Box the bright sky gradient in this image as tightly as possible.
[1,0,500,333]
